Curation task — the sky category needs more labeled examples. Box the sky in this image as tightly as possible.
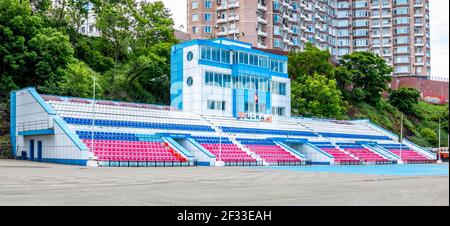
[152,0,449,78]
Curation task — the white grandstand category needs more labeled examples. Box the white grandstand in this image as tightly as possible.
[10,88,436,167]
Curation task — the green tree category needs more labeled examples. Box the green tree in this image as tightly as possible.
[0,0,74,95]
[94,0,133,65]
[66,0,89,40]
[288,42,335,81]
[28,28,75,89]
[59,61,104,98]
[336,51,393,104]
[389,88,421,114]
[29,0,51,15]
[442,105,449,132]
[291,73,346,119]
[420,128,438,146]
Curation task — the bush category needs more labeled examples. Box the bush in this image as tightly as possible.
[420,128,438,146]
[389,88,420,114]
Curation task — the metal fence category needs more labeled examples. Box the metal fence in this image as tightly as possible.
[18,120,50,132]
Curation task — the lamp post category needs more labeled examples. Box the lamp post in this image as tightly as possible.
[399,113,403,163]
[91,76,96,154]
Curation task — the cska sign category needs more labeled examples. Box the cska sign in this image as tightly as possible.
[238,112,273,123]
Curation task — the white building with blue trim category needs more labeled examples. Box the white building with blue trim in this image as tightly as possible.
[170,38,291,119]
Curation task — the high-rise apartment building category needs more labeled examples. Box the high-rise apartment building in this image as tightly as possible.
[187,0,431,77]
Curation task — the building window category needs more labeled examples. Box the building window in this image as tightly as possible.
[187,51,194,61]
[207,100,226,111]
[192,14,199,22]
[204,13,212,21]
[204,0,212,8]
[187,77,193,86]
[192,1,199,9]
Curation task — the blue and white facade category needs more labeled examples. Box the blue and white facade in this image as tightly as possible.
[171,38,291,118]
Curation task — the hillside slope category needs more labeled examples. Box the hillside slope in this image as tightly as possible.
[347,100,449,147]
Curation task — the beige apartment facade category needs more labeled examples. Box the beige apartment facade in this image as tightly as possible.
[187,0,431,77]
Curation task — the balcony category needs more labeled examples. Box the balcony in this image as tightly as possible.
[228,1,239,9]
[257,42,267,49]
[218,30,228,36]
[257,4,267,12]
[217,4,227,11]
[414,1,424,7]
[257,29,267,37]
[228,28,240,35]
[257,16,268,24]
[217,17,228,24]
[228,15,240,22]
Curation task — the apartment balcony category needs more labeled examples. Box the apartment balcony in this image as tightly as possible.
[415,32,424,36]
[218,30,228,36]
[257,16,268,24]
[415,52,424,56]
[257,3,268,12]
[282,26,289,32]
[217,4,227,11]
[381,4,391,8]
[228,28,240,35]
[414,1,424,7]
[228,15,240,22]
[217,17,228,24]
[228,1,239,9]
[257,42,267,49]
[415,62,425,66]
[257,29,268,37]
[282,1,289,8]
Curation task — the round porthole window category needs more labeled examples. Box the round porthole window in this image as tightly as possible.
[187,51,194,61]
[187,77,194,86]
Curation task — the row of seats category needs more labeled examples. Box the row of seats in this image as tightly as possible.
[195,137,256,163]
[379,144,433,163]
[81,139,187,163]
[319,132,391,140]
[390,149,432,163]
[344,148,389,163]
[320,148,360,164]
[221,127,317,137]
[66,117,214,132]
[238,139,302,164]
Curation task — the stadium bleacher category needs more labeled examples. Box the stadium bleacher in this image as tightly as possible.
[238,138,302,165]
[77,131,188,166]
[193,136,257,166]
[33,95,436,167]
[311,142,361,165]
[379,144,433,164]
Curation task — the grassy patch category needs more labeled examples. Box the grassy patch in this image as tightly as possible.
[348,100,449,147]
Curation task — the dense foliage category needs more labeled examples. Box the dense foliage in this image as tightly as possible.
[291,73,346,119]
[0,0,177,104]
[336,51,393,104]
[389,87,421,115]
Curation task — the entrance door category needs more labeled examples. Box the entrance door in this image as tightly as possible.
[29,140,35,161]
[37,141,43,162]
